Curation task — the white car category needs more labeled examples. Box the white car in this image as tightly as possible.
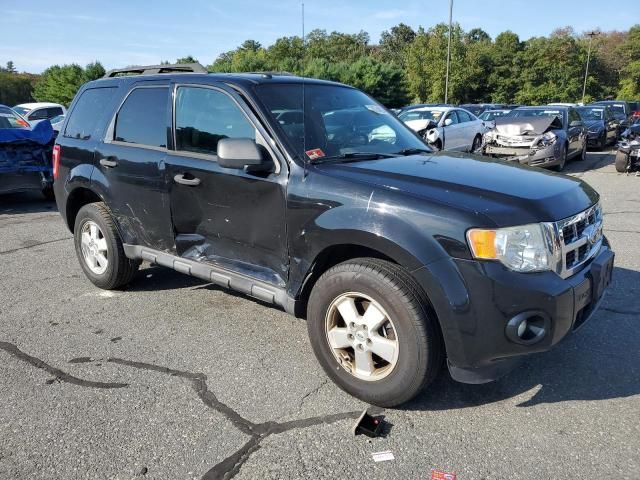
[49,114,66,132]
[398,106,485,152]
[12,102,66,125]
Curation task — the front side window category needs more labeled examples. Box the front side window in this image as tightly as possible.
[114,87,168,147]
[29,109,48,120]
[445,111,459,125]
[46,107,63,118]
[174,86,256,156]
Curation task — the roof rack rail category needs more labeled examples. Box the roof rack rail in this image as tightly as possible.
[103,63,208,78]
[244,71,294,78]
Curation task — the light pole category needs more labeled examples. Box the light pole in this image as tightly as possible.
[582,31,598,104]
[444,0,453,104]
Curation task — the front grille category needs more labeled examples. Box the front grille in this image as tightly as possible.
[555,203,603,278]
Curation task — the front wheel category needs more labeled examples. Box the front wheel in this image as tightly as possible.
[74,202,139,289]
[471,135,482,153]
[615,150,630,173]
[554,144,568,171]
[307,258,443,407]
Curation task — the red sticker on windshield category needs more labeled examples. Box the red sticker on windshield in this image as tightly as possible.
[305,148,325,160]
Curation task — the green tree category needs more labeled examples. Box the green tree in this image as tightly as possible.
[378,23,416,66]
[33,64,85,106]
[6,61,17,73]
[175,55,199,64]
[84,61,106,81]
[0,72,36,105]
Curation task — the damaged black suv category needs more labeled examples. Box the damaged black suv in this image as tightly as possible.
[54,64,614,407]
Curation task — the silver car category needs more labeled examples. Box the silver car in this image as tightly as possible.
[399,106,485,152]
[483,106,587,171]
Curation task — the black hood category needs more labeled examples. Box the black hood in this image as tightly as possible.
[315,152,599,226]
[493,116,562,136]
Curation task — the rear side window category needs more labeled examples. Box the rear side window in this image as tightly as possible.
[46,107,63,118]
[65,87,117,140]
[29,109,48,120]
[175,86,255,156]
[114,87,168,148]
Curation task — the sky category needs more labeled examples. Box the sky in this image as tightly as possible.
[0,0,636,73]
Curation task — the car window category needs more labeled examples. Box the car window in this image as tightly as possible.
[398,109,444,122]
[46,107,63,118]
[114,87,169,147]
[457,110,473,122]
[174,86,256,156]
[65,87,118,140]
[13,106,30,116]
[444,111,459,125]
[568,108,581,124]
[576,107,604,121]
[28,109,48,120]
[0,107,27,128]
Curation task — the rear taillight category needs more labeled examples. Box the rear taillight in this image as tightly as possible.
[16,118,29,128]
[52,144,61,180]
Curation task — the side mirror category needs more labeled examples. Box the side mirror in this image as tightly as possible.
[570,120,583,128]
[217,138,268,170]
[444,118,453,127]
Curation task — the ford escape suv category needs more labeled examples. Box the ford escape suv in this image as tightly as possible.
[53,63,614,407]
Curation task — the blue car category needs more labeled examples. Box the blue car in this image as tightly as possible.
[0,104,55,199]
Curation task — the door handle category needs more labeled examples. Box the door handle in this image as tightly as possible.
[174,173,201,186]
[99,158,117,168]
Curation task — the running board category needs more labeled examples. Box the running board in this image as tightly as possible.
[123,245,295,314]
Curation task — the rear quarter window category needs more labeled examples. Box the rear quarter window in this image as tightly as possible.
[65,87,117,140]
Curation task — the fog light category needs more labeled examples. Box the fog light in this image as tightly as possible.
[506,311,549,345]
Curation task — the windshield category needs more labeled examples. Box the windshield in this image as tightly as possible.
[0,107,29,129]
[479,110,509,121]
[576,107,603,120]
[507,108,563,121]
[255,83,430,160]
[398,109,444,122]
[461,105,484,116]
[12,106,31,116]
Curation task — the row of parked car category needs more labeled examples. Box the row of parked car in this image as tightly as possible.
[395,100,639,171]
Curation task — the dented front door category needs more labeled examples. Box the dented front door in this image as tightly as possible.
[164,82,289,287]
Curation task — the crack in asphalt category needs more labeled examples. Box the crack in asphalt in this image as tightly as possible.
[0,237,72,255]
[0,342,128,389]
[105,357,363,480]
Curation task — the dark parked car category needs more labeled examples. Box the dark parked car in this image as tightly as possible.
[483,106,587,171]
[576,105,619,149]
[591,100,632,133]
[53,64,614,406]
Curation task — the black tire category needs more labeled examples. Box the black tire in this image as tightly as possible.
[576,140,587,161]
[599,132,607,151]
[471,134,482,153]
[73,202,139,289]
[554,144,568,171]
[307,258,443,407]
[41,186,55,201]
[615,150,630,173]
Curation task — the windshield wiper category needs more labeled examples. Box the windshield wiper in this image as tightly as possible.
[312,152,398,164]
[394,147,432,156]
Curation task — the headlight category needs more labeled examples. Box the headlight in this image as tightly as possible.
[536,132,557,148]
[467,224,552,272]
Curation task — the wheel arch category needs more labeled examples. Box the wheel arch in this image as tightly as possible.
[64,186,104,232]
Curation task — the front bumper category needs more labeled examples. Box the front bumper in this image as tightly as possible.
[413,246,614,384]
[484,142,561,168]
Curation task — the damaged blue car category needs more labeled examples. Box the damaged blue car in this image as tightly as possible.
[0,105,56,200]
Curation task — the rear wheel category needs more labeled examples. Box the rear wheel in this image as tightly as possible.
[41,186,55,201]
[599,132,607,150]
[307,258,443,407]
[73,202,139,289]
[615,150,630,173]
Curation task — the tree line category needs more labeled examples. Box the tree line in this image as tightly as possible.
[1,23,638,108]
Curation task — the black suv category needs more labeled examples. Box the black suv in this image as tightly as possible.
[53,64,614,406]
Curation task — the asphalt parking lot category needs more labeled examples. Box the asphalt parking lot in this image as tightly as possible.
[1,149,639,480]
